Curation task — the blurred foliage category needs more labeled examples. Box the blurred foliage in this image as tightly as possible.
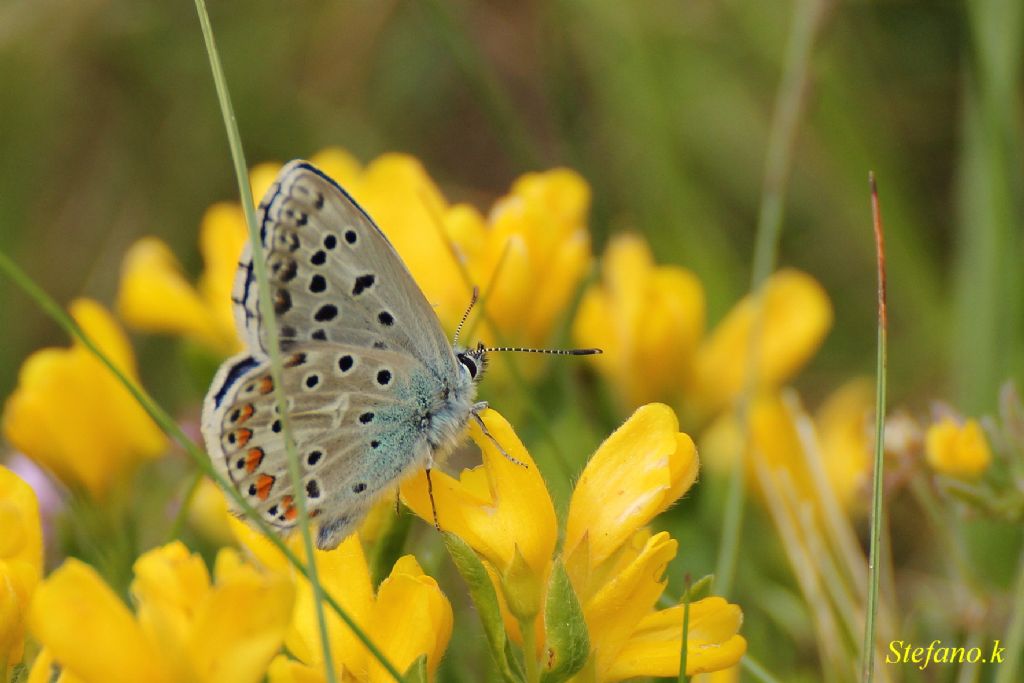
[2,0,1020,413]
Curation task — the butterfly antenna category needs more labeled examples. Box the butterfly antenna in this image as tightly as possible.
[452,286,479,347]
[482,346,602,356]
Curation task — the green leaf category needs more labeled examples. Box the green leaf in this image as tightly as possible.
[403,654,429,683]
[444,533,522,682]
[8,663,28,683]
[539,558,589,683]
[680,574,714,602]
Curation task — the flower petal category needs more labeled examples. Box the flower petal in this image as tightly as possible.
[267,654,326,683]
[188,549,295,683]
[28,559,171,683]
[815,379,873,510]
[574,235,704,407]
[401,409,556,579]
[118,237,226,350]
[604,597,746,680]
[580,531,678,673]
[367,555,453,683]
[566,404,697,567]
[693,269,832,417]
[197,203,249,351]
[2,300,165,498]
[131,541,211,680]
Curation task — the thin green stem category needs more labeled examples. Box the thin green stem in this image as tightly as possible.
[860,173,888,682]
[519,617,541,683]
[0,251,402,682]
[995,547,1024,683]
[190,2,338,680]
[677,578,691,683]
[715,0,830,596]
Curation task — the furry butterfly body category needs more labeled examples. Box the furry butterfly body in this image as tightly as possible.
[202,160,485,550]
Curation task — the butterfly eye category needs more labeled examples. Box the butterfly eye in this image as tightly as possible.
[457,354,478,378]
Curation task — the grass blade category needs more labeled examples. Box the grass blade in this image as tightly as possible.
[859,172,888,682]
[716,0,831,596]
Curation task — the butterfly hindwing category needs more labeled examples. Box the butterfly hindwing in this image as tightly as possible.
[232,160,455,371]
[202,344,439,549]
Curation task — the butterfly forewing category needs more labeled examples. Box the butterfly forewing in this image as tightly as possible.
[233,161,455,371]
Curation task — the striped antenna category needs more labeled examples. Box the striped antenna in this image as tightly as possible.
[452,286,479,347]
[482,346,602,356]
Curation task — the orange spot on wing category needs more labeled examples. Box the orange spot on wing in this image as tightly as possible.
[255,474,275,500]
[235,429,253,447]
[237,404,255,423]
[245,448,264,473]
[259,376,274,394]
[279,495,298,521]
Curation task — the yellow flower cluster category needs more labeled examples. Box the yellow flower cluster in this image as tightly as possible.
[401,405,746,680]
[701,381,874,512]
[28,542,294,683]
[118,148,592,361]
[2,299,165,499]
[573,234,832,418]
[0,466,42,668]
[230,523,452,682]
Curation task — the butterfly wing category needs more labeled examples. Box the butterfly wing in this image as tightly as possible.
[233,160,456,372]
[202,344,439,550]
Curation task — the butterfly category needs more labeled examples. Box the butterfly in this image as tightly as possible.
[201,160,597,550]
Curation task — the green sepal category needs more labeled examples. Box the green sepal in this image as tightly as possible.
[502,544,542,620]
[8,663,28,683]
[539,558,589,683]
[443,533,522,682]
[402,654,429,683]
[680,574,714,602]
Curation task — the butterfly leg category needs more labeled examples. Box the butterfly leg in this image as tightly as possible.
[471,404,527,468]
[425,466,441,531]
[394,485,401,517]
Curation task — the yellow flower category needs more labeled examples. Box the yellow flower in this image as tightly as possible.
[693,663,740,683]
[0,466,43,667]
[401,409,557,620]
[402,405,745,680]
[925,417,992,480]
[574,235,832,418]
[457,168,592,349]
[700,382,876,513]
[117,161,280,356]
[2,299,166,499]
[230,522,452,682]
[28,541,293,683]
[186,477,236,547]
[603,597,747,679]
[573,235,704,407]
[565,403,699,573]
[691,269,832,418]
[815,378,873,510]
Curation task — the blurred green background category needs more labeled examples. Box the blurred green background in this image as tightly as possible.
[2,0,1021,417]
[2,2,1023,681]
